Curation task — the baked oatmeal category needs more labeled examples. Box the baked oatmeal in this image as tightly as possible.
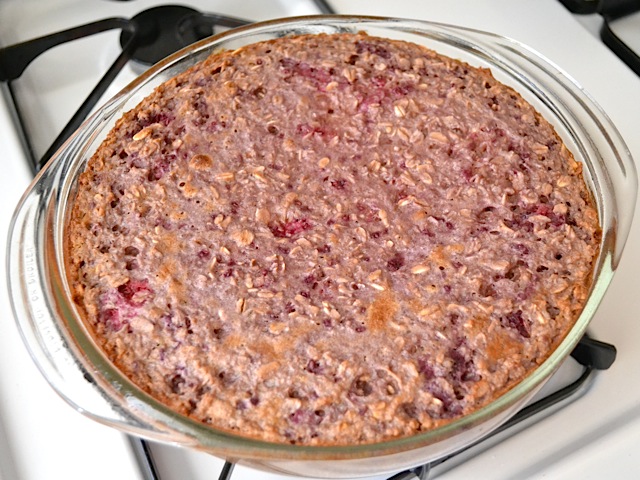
[66,33,600,445]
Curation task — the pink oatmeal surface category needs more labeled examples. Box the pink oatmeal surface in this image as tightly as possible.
[67,33,600,445]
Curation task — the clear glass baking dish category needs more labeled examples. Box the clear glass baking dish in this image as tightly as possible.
[6,15,637,478]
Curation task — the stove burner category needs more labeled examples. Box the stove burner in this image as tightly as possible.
[120,6,209,69]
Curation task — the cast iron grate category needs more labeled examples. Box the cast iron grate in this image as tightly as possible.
[559,0,640,76]
[0,3,618,479]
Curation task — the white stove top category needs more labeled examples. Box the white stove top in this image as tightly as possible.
[1,1,639,479]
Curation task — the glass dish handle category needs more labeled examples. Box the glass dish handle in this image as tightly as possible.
[7,176,182,443]
[8,184,127,426]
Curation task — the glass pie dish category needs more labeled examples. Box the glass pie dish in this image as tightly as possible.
[6,15,637,478]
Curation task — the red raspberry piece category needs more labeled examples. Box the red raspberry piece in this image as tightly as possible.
[270,218,312,238]
[117,279,153,307]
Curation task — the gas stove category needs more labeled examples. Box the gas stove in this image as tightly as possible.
[1,1,639,479]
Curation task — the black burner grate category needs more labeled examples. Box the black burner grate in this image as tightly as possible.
[0,3,618,479]
[560,0,640,76]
